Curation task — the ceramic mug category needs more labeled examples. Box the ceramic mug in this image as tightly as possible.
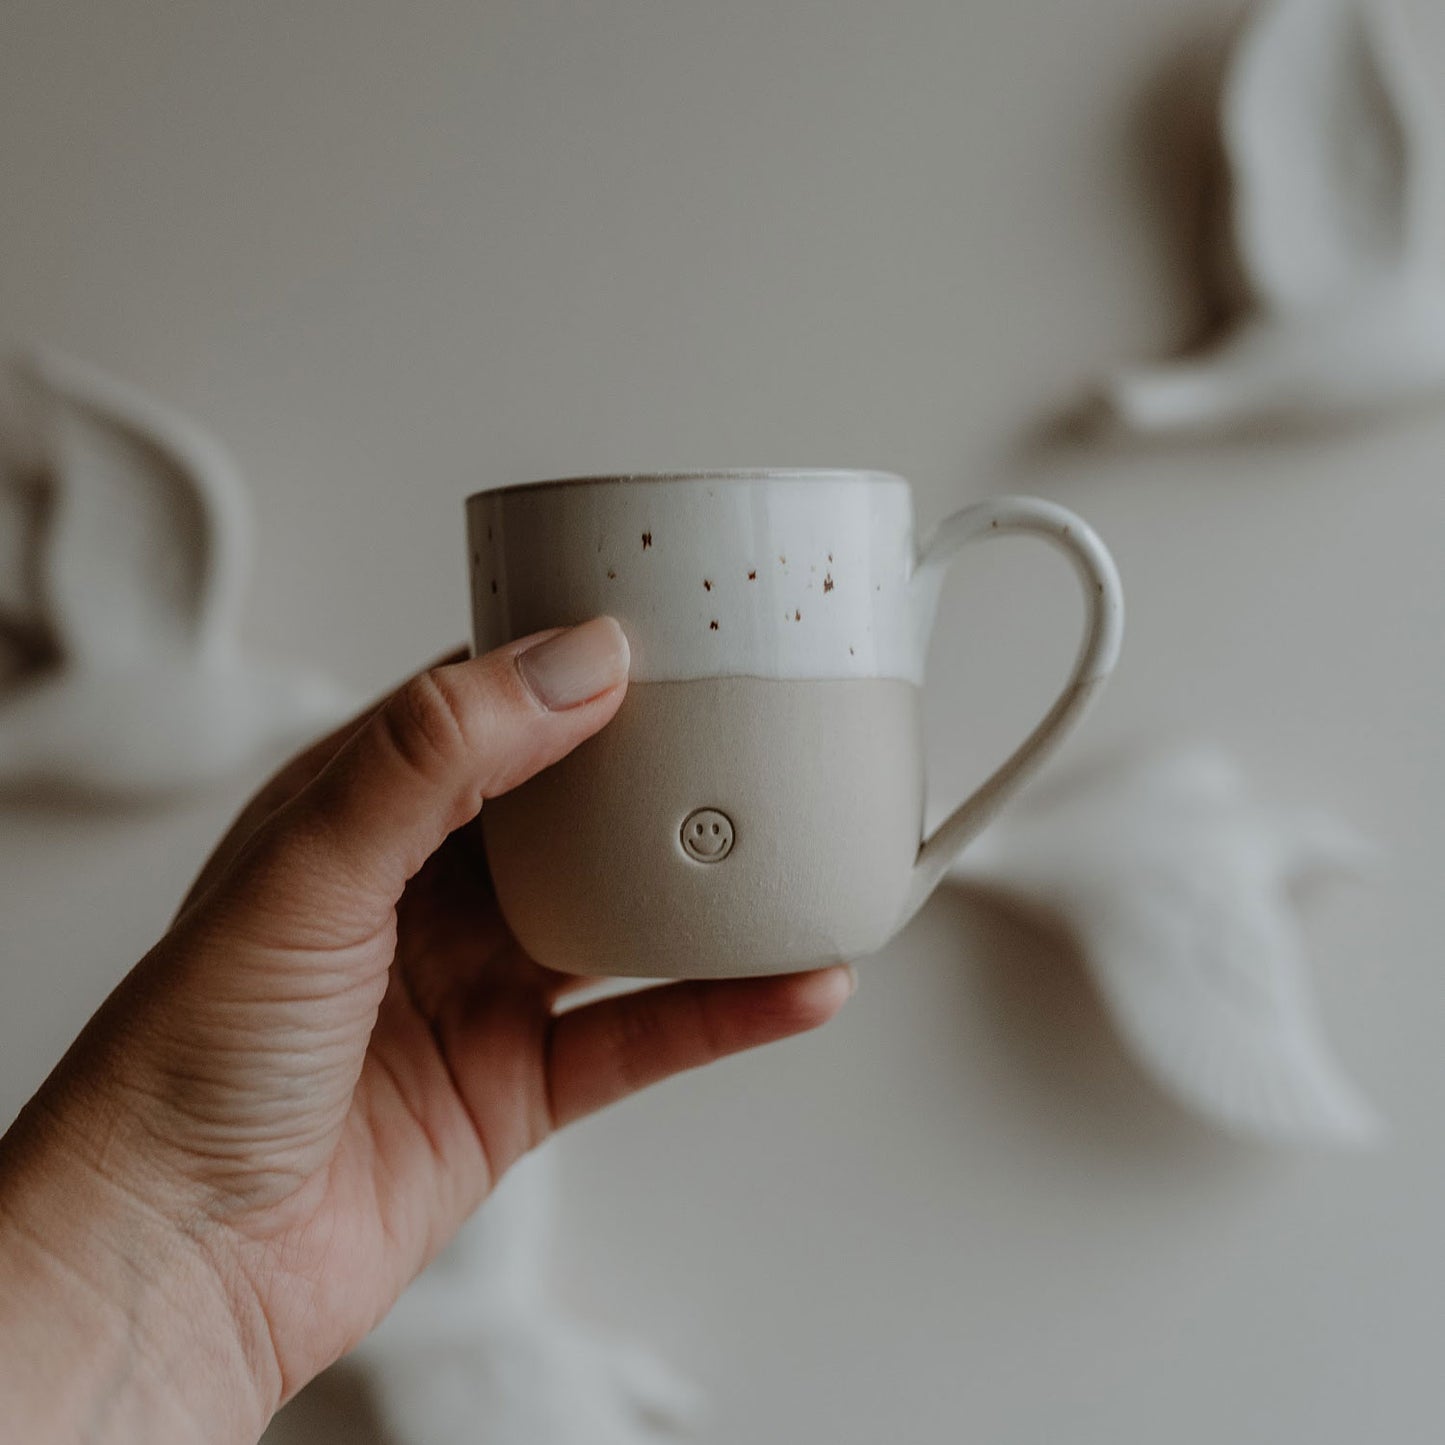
[467,470,1123,978]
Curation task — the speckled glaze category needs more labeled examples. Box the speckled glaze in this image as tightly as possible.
[467,471,1124,977]
[468,471,922,683]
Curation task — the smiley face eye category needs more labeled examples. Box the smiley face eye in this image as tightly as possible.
[711,823,720,835]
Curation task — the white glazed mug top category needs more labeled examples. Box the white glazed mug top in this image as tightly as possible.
[467,470,925,684]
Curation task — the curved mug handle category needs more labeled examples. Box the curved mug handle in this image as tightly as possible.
[906,496,1124,915]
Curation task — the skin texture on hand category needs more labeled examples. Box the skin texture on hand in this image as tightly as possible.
[0,618,854,1444]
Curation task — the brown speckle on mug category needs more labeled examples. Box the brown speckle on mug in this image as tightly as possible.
[709,619,719,631]
[794,608,802,622]
[607,569,617,580]
[642,531,653,549]
[747,569,757,581]
[823,573,834,593]
[703,579,712,591]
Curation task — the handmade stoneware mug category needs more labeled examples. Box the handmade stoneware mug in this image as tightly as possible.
[467,470,1123,978]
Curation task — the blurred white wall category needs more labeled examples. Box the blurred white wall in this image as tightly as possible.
[2,2,1443,1441]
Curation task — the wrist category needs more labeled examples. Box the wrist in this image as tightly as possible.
[0,1094,277,1445]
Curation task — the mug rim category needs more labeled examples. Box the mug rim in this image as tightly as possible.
[467,468,909,502]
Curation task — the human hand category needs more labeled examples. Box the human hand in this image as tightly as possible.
[0,618,854,1444]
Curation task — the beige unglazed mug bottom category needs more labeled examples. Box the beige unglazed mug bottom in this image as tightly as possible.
[483,675,926,978]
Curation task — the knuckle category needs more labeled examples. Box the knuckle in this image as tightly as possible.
[613,984,731,1089]
[609,993,664,1095]
[383,668,473,777]
[608,986,701,1095]
[687,985,735,1061]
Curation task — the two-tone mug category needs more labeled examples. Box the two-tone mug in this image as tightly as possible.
[467,470,1122,978]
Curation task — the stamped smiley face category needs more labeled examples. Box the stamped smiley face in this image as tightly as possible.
[680,807,735,863]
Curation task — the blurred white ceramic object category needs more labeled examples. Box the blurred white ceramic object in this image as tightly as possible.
[345,1148,703,1445]
[958,747,1381,1146]
[0,348,352,801]
[1104,0,1445,434]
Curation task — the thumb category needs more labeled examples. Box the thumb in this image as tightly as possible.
[221,617,630,945]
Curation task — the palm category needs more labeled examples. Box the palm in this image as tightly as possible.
[222,829,571,1396]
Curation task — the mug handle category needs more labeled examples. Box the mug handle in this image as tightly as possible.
[906,495,1124,913]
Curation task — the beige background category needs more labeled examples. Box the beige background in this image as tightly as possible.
[2,2,1444,1441]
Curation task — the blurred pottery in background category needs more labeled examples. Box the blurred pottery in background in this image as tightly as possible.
[957,745,1380,1146]
[1103,0,1445,434]
[338,1150,702,1445]
[0,349,352,802]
